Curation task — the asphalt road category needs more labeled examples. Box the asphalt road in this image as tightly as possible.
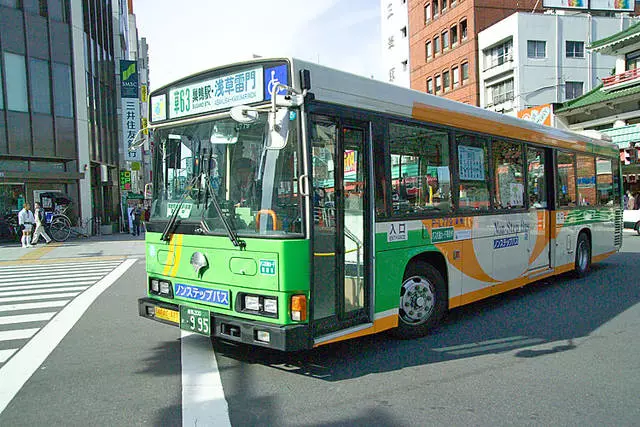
[0,233,638,426]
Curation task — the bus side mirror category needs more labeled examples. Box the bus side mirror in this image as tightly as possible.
[267,108,289,150]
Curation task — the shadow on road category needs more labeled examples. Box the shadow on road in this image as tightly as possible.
[212,251,639,381]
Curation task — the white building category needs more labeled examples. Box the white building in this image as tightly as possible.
[381,0,410,87]
[478,12,638,115]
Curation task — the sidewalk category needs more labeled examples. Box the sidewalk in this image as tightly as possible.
[0,232,146,265]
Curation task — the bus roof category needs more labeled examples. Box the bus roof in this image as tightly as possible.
[150,56,619,158]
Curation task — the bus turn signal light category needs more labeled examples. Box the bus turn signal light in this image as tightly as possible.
[291,295,307,321]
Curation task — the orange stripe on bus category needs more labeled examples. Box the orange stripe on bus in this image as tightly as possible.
[529,211,550,265]
[313,314,398,347]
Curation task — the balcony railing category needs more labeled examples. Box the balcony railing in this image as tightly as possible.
[602,68,640,88]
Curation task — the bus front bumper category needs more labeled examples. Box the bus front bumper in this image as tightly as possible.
[138,297,310,351]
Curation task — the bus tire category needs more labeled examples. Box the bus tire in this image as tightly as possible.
[393,261,447,339]
[574,232,591,278]
[635,221,640,235]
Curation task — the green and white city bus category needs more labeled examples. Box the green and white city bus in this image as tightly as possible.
[138,57,622,351]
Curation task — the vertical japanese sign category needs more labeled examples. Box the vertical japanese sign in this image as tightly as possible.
[120,170,131,190]
[120,60,141,161]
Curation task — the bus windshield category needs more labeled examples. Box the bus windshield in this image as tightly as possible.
[150,111,303,237]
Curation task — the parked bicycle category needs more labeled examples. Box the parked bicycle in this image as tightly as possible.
[45,207,72,242]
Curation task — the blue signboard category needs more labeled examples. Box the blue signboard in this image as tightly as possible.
[120,60,138,99]
[264,65,288,100]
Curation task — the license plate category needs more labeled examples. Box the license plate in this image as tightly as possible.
[180,306,211,336]
[155,307,179,324]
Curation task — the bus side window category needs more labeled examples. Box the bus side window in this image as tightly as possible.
[527,146,547,209]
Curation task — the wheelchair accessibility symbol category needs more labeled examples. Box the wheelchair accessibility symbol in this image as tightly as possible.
[264,65,288,100]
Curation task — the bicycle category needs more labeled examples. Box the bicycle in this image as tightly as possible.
[46,212,72,242]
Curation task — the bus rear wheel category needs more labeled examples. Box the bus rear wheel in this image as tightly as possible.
[574,232,591,278]
[393,261,447,339]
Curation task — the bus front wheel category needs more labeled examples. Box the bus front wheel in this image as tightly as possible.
[574,232,591,278]
[393,261,447,339]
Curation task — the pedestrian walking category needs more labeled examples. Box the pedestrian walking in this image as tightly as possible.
[31,202,52,245]
[131,204,142,236]
[627,190,635,210]
[17,202,35,248]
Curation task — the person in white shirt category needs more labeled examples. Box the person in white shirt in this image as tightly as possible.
[31,202,52,245]
[18,202,36,248]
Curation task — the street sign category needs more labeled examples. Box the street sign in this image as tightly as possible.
[120,170,131,191]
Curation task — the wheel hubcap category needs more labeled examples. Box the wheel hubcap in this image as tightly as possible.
[399,276,435,325]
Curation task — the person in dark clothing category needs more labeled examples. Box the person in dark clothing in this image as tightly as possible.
[131,204,142,236]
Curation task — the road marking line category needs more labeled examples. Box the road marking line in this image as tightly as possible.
[0,300,68,312]
[0,292,81,303]
[0,349,17,363]
[0,312,56,325]
[0,282,95,292]
[0,276,104,287]
[0,328,39,342]
[0,273,108,284]
[0,266,117,278]
[0,286,89,297]
[181,331,231,427]
[0,255,127,266]
[0,258,136,414]
[0,260,124,270]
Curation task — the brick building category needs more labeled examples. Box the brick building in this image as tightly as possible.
[408,0,541,105]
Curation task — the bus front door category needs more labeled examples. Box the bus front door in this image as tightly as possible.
[310,115,371,339]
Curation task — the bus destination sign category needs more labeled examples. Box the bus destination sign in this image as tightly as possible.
[168,66,264,119]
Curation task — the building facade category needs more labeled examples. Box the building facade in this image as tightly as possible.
[381,0,411,87]
[478,12,638,115]
[554,21,640,190]
[408,0,541,105]
[0,0,146,239]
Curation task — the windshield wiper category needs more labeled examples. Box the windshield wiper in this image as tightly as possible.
[202,176,246,249]
[160,174,200,242]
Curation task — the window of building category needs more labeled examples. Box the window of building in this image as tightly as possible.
[30,59,51,114]
[566,41,585,58]
[52,62,74,118]
[401,26,407,38]
[452,66,459,87]
[460,19,468,40]
[493,140,524,209]
[389,122,452,215]
[425,3,432,23]
[434,36,441,54]
[596,158,614,205]
[388,36,395,49]
[556,151,576,207]
[48,0,69,22]
[576,155,596,206]
[3,52,29,112]
[435,74,442,92]
[565,81,583,100]
[527,40,546,58]
[401,60,408,71]
[451,25,458,45]
[443,70,450,90]
[457,133,490,211]
[426,41,432,59]
[625,50,640,71]
[427,78,434,94]
[442,30,449,50]
[442,0,448,11]
[484,39,512,70]
[527,147,547,208]
[487,79,514,106]
[433,0,439,17]
[0,64,4,110]
[0,0,21,8]
[461,62,469,81]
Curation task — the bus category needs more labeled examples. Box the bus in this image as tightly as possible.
[137,57,623,351]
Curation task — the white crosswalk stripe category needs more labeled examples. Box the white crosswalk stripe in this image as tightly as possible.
[0,260,126,367]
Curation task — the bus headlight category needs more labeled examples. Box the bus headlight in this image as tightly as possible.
[263,297,278,314]
[237,293,278,318]
[149,278,173,298]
